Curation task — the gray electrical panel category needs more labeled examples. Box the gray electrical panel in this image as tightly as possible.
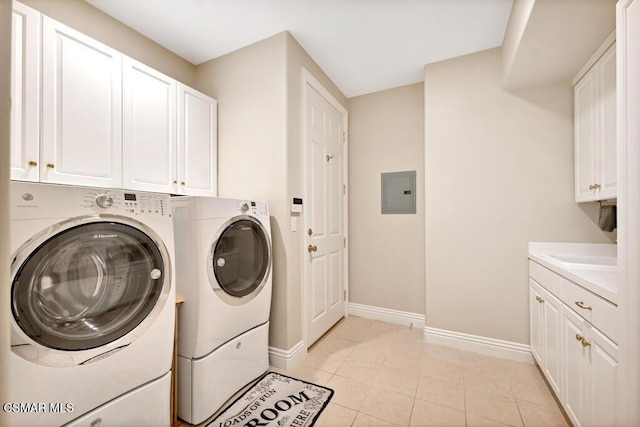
[381,171,416,214]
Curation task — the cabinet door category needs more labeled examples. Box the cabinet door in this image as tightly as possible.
[587,326,618,427]
[41,17,122,188]
[10,2,40,182]
[529,279,544,365]
[542,289,563,396]
[177,84,217,196]
[597,44,617,200]
[574,69,599,203]
[122,56,176,193]
[562,306,588,427]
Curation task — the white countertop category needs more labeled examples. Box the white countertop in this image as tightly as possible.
[529,242,618,304]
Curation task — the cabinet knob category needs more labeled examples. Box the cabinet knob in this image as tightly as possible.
[172,180,177,185]
[589,183,601,190]
[575,334,583,342]
[308,245,318,253]
[46,163,55,169]
[581,338,591,348]
[28,161,37,167]
[535,296,544,304]
[181,181,186,186]
[575,301,592,310]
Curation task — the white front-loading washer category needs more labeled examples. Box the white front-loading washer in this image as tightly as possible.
[8,182,175,427]
[171,196,272,424]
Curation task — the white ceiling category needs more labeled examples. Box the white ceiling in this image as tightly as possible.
[85,0,513,97]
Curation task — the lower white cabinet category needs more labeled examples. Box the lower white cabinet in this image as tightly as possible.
[529,261,618,427]
[561,306,619,427]
[529,279,562,396]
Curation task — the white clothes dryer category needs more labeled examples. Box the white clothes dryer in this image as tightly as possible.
[171,197,272,424]
[8,182,175,427]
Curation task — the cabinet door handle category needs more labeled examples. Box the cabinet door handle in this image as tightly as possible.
[535,296,544,303]
[589,183,601,190]
[581,338,591,347]
[181,181,186,186]
[46,163,55,169]
[308,245,318,253]
[575,334,583,342]
[28,161,38,167]
[575,301,592,310]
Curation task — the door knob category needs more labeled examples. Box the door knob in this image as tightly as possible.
[308,245,317,253]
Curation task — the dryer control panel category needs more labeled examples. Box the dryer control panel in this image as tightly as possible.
[236,200,268,217]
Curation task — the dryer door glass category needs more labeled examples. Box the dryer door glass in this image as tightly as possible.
[212,219,270,298]
[12,222,165,351]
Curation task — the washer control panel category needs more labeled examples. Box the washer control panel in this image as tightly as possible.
[78,189,170,218]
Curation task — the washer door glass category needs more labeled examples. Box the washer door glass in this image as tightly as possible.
[12,222,165,351]
[212,219,270,298]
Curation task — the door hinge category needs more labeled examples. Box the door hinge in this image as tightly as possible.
[343,290,347,301]
[343,184,346,195]
[343,237,346,248]
[342,131,346,143]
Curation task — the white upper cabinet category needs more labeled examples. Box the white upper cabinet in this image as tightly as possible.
[10,2,40,182]
[574,36,617,202]
[41,16,123,188]
[177,84,218,197]
[10,4,218,196]
[122,57,177,194]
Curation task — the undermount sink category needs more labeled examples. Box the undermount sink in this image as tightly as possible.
[546,254,617,268]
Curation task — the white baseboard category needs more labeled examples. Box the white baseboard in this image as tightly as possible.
[348,303,426,329]
[423,326,534,363]
[268,341,306,371]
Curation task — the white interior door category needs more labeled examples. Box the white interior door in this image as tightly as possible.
[304,74,348,347]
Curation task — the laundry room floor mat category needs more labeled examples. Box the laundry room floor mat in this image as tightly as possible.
[206,372,333,427]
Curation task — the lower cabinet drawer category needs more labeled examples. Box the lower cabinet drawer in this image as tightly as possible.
[561,278,618,344]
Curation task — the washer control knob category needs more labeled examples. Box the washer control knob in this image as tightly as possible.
[95,194,114,209]
[241,202,249,213]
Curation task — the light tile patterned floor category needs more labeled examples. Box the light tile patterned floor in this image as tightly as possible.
[179,316,570,427]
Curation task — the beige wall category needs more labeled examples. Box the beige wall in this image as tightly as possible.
[196,31,346,350]
[347,83,425,314]
[424,48,613,344]
[1,0,11,420]
[19,0,196,85]
[196,33,290,349]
